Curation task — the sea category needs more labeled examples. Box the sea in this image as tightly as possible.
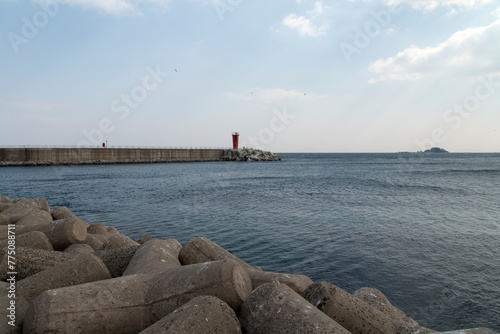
[1,153,499,332]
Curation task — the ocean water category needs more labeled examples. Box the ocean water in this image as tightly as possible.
[1,153,499,332]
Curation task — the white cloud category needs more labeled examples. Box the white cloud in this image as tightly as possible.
[384,0,494,11]
[368,19,500,82]
[280,1,329,37]
[226,89,327,101]
[35,0,172,16]
[282,14,328,37]
[492,6,500,17]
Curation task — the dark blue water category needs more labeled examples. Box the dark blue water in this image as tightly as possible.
[1,153,499,332]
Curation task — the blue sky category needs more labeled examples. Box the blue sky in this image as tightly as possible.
[1,0,499,152]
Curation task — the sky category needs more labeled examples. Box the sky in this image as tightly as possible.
[1,0,499,153]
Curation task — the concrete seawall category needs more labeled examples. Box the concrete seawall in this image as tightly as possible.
[0,147,226,166]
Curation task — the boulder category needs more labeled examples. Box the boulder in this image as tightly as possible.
[240,282,350,334]
[138,295,242,334]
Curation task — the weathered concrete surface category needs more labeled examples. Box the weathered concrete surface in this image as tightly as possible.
[138,295,242,334]
[0,148,226,166]
[64,243,95,254]
[94,245,140,277]
[87,223,110,236]
[23,274,150,334]
[1,198,38,223]
[18,253,111,302]
[0,247,74,280]
[303,281,430,334]
[248,270,313,294]
[15,210,53,226]
[354,287,433,333]
[49,217,88,250]
[24,260,252,334]
[101,233,139,250]
[179,237,260,272]
[123,239,181,276]
[240,282,350,334]
[51,206,79,221]
[430,329,499,334]
[146,260,252,319]
[0,231,53,252]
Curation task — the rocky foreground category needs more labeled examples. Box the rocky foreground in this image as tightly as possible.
[223,148,281,161]
[0,195,497,334]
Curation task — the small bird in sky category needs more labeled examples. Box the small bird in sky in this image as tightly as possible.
[175,69,177,72]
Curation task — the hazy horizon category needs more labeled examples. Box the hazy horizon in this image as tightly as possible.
[1,0,499,153]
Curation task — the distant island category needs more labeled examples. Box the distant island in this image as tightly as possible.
[397,147,450,154]
[421,147,449,153]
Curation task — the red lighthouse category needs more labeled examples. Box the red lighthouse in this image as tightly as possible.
[232,132,239,149]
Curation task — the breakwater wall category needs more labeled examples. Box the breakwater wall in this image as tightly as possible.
[0,147,281,166]
[0,147,225,166]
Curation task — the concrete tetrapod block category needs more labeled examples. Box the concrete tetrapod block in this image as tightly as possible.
[145,260,252,320]
[0,231,53,252]
[0,294,30,334]
[138,295,242,334]
[15,210,53,227]
[64,243,95,254]
[33,198,50,212]
[18,252,111,302]
[24,260,252,334]
[82,233,106,251]
[49,217,88,250]
[179,237,260,272]
[353,287,433,333]
[302,281,400,334]
[0,213,10,225]
[248,270,314,294]
[23,273,150,334]
[0,247,74,280]
[239,282,350,334]
[101,233,139,250]
[1,198,38,223]
[123,239,182,276]
[94,245,140,277]
[51,206,77,220]
[87,223,111,236]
